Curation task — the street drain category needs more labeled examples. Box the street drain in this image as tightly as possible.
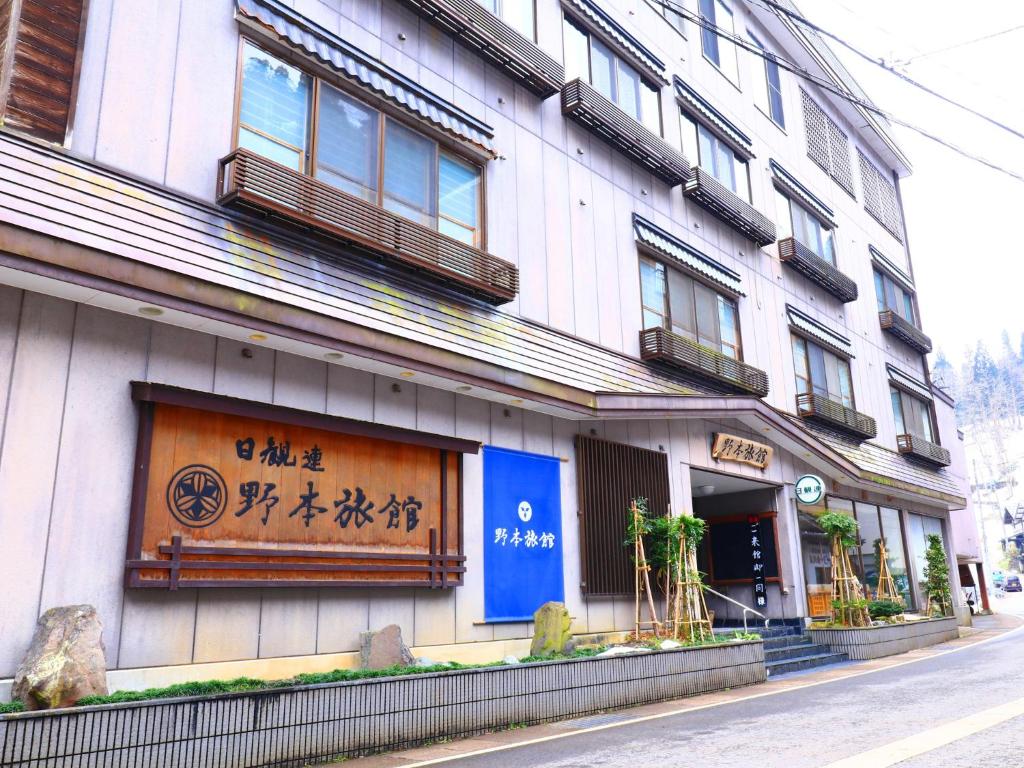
[551,713,637,729]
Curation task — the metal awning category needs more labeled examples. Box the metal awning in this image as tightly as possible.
[870,245,915,293]
[236,0,495,154]
[675,77,753,160]
[786,305,854,358]
[769,160,836,228]
[633,215,745,296]
[564,0,666,82]
[887,364,932,401]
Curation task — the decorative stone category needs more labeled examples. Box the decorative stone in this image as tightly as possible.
[13,605,108,710]
[659,639,682,650]
[502,654,521,665]
[596,645,652,657]
[529,601,573,657]
[359,624,414,670]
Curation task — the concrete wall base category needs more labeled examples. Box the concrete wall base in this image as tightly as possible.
[809,617,959,660]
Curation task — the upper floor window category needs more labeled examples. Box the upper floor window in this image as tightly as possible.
[750,34,784,128]
[874,269,916,325]
[477,0,535,41]
[698,0,739,84]
[800,89,854,196]
[640,257,741,359]
[648,0,686,36]
[236,42,482,246]
[776,192,835,264]
[792,336,853,408]
[891,388,934,442]
[680,112,750,201]
[563,17,662,134]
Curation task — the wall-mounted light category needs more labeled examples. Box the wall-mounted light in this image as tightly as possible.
[248,333,267,342]
[694,485,716,497]
[138,306,164,317]
[324,352,344,361]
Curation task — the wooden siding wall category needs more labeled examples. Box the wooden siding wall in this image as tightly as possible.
[0,0,86,143]
[60,0,930,453]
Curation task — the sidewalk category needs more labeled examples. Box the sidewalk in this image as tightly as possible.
[333,613,1024,768]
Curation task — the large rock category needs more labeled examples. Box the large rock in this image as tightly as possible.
[13,605,108,710]
[530,601,573,657]
[359,624,414,670]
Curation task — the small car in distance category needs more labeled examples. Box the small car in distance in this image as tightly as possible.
[1005,575,1022,592]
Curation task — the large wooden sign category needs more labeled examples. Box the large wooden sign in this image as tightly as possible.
[125,383,477,589]
[710,432,773,470]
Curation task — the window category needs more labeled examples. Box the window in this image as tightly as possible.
[792,336,853,408]
[680,113,750,201]
[698,0,739,84]
[238,41,312,171]
[859,149,904,242]
[648,0,686,36]
[562,17,662,134]
[236,42,483,246]
[907,512,944,603]
[891,387,935,442]
[874,269,916,324]
[750,34,784,128]
[800,89,854,196]
[776,192,835,264]
[476,0,535,40]
[640,257,741,359]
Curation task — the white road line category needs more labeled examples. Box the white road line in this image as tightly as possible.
[820,695,1024,768]
[393,621,1024,768]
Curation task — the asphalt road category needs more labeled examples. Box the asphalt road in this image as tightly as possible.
[418,596,1024,768]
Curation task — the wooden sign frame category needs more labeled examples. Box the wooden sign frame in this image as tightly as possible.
[710,432,773,470]
[125,382,478,590]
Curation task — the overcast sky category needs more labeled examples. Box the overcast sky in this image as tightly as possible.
[795,0,1024,369]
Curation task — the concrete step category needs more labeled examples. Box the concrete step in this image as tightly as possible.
[765,651,849,676]
[762,633,815,650]
[715,625,799,641]
[764,642,830,662]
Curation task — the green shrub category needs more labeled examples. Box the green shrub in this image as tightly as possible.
[868,599,904,619]
[0,700,25,715]
[818,512,860,548]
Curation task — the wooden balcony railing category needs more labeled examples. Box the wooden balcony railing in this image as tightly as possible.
[684,167,777,247]
[879,310,932,354]
[639,326,769,397]
[561,79,692,187]
[778,237,858,303]
[395,0,564,98]
[217,149,519,305]
[897,433,951,467]
[796,392,877,440]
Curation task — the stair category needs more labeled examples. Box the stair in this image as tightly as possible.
[760,626,848,677]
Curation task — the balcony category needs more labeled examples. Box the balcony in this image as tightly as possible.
[395,0,563,98]
[217,149,519,305]
[778,237,857,303]
[561,79,692,187]
[879,310,932,354]
[639,327,769,397]
[897,434,951,467]
[684,167,777,247]
[796,393,877,440]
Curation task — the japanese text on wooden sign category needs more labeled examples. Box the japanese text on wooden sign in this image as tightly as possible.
[749,515,768,610]
[711,433,773,470]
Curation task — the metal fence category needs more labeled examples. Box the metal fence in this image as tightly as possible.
[0,641,764,768]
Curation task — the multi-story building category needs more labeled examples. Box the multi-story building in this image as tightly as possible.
[0,0,972,696]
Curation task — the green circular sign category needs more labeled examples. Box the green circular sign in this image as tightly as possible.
[795,474,825,505]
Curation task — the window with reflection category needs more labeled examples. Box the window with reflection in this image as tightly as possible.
[562,16,662,134]
[698,0,739,84]
[776,191,836,264]
[640,256,741,359]
[891,387,935,443]
[874,269,916,324]
[236,41,483,246]
[476,0,536,40]
[749,33,784,128]
[679,111,750,201]
[792,335,853,408]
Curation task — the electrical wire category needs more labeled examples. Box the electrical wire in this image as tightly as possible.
[895,24,1024,66]
[646,0,1024,183]
[738,0,1024,142]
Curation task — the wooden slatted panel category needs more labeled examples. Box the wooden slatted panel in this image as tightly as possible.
[796,392,876,440]
[879,310,932,354]
[778,237,858,303]
[858,149,904,243]
[639,326,770,397]
[1,0,85,143]
[897,434,951,467]
[684,167,777,247]
[575,434,670,596]
[218,149,519,305]
[561,78,691,187]
[396,0,563,98]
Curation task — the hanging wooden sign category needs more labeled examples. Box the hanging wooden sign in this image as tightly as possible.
[125,383,477,589]
[710,432,773,470]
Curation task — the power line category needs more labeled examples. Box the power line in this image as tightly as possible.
[740,0,1024,143]
[896,24,1024,65]
[647,0,1024,184]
